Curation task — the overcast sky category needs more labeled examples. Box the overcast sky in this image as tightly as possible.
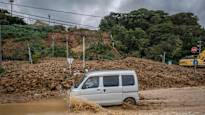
[0,0,205,29]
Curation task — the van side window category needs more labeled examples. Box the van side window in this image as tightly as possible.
[122,75,135,86]
[103,75,119,87]
[82,77,99,89]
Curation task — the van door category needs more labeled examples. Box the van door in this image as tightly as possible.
[101,75,122,105]
[80,76,102,103]
[121,75,139,102]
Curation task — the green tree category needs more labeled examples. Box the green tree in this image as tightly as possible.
[146,34,182,61]
[0,9,26,25]
[170,13,198,25]
[111,25,149,57]
[99,8,205,62]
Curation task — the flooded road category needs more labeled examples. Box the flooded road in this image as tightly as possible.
[0,87,205,115]
[0,98,68,115]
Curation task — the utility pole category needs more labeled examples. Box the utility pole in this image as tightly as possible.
[163,52,166,63]
[10,0,14,16]
[194,56,197,73]
[197,40,202,54]
[83,36,85,70]
[66,35,69,59]
[110,34,115,48]
[66,35,71,74]
[27,41,33,64]
[66,35,74,74]
[48,14,51,26]
[52,34,55,57]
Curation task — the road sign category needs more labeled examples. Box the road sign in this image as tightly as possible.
[193,59,198,65]
[67,58,74,74]
[67,58,74,65]
[191,47,198,53]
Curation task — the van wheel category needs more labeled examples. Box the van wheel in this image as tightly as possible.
[123,97,136,105]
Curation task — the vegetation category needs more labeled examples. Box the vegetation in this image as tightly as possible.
[0,9,26,25]
[0,9,72,62]
[1,25,55,41]
[0,66,5,77]
[86,42,115,60]
[1,8,205,62]
[100,8,205,62]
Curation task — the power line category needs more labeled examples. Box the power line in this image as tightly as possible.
[12,13,77,27]
[0,1,102,18]
[13,13,99,29]
[11,10,98,28]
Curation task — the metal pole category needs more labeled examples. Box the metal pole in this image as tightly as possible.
[66,36,72,74]
[198,41,202,54]
[66,36,69,58]
[11,2,12,16]
[83,36,85,70]
[10,0,14,16]
[163,52,166,63]
[27,41,33,64]
[67,89,71,112]
[194,57,197,73]
[110,34,115,48]
[0,25,2,63]
[48,14,51,26]
[52,34,55,57]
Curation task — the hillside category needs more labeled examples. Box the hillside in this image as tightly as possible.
[1,8,205,63]
[2,28,120,61]
[0,57,204,103]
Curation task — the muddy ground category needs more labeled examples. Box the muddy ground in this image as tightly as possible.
[0,86,205,115]
[0,57,205,104]
[0,58,205,114]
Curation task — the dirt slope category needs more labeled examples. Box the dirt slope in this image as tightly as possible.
[0,57,204,103]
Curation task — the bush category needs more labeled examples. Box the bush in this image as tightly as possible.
[45,45,76,58]
[0,66,5,77]
[85,42,115,60]
[1,25,55,41]
[32,51,41,64]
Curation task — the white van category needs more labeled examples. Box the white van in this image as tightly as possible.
[70,70,139,106]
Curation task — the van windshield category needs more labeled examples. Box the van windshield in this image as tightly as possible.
[74,75,86,88]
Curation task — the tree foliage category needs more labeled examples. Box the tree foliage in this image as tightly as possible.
[0,9,26,25]
[99,8,205,62]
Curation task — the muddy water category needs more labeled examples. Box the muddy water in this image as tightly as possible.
[0,98,68,115]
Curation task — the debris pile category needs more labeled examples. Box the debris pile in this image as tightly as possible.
[0,57,204,103]
[81,57,205,90]
[70,96,103,112]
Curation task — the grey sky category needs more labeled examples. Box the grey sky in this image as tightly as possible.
[0,0,205,29]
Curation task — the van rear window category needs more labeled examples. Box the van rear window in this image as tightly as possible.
[103,75,119,87]
[122,75,135,86]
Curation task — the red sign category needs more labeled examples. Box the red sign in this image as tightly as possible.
[191,47,198,53]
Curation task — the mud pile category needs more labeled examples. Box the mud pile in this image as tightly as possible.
[70,97,104,112]
[81,57,205,90]
[0,57,204,103]
[0,59,76,103]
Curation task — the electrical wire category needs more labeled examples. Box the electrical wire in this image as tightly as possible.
[0,1,102,18]
[14,14,72,26]
[12,10,98,29]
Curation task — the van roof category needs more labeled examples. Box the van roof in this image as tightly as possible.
[85,70,136,77]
